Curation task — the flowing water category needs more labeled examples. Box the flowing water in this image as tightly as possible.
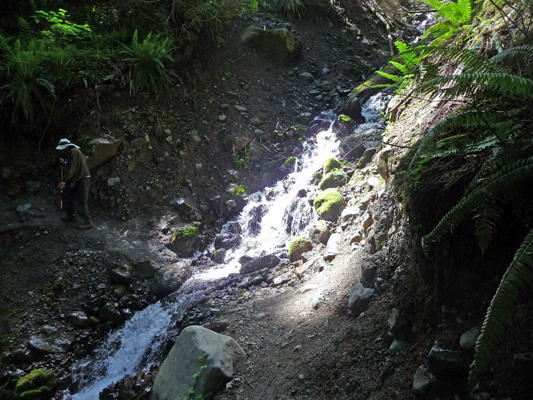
[61,94,389,399]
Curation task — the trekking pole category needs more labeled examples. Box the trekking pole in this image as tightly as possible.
[60,159,64,211]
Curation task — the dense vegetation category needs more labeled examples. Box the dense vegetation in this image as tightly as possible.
[0,0,307,133]
[385,0,533,389]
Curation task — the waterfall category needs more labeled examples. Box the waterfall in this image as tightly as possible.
[61,94,389,399]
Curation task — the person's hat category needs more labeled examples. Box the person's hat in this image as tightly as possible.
[56,138,79,150]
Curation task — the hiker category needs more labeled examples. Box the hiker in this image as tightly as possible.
[56,138,94,229]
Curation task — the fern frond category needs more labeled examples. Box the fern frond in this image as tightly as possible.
[490,45,533,68]
[414,45,501,73]
[422,156,533,256]
[469,228,533,387]
[375,70,403,84]
[474,201,503,253]
[416,73,533,100]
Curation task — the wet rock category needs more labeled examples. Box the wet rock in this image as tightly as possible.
[132,260,160,280]
[166,226,200,257]
[214,233,241,250]
[332,114,357,136]
[338,137,366,162]
[313,189,346,221]
[110,265,134,284]
[289,236,313,262]
[153,261,192,296]
[459,326,480,351]
[212,248,227,264]
[152,326,245,400]
[241,25,302,64]
[336,95,365,124]
[308,220,330,245]
[348,283,375,316]
[306,118,331,137]
[12,347,33,365]
[412,365,435,396]
[86,135,122,170]
[427,345,465,376]
[240,254,280,274]
[238,273,265,288]
[100,369,156,400]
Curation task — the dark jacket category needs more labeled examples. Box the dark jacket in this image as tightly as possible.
[64,147,90,186]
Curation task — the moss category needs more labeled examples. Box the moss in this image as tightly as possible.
[15,369,56,394]
[212,248,227,263]
[232,185,249,197]
[338,114,353,123]
[312,170,323,185]
[288,236,313,262]
[323,158,341,175]
[173,226,198,242]
[318,170,347,190]
[284,156,296,166]
[313,190,345,221]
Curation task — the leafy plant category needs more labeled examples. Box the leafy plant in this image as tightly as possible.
[232,147,251,168]
[407,44,533,388]
[419,0,474,43]
[374,41,421,91]
[119,30,174,95]
[183,353,211,400]
[33,8,91,40]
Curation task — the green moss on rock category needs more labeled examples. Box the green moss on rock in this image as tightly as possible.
[318,170,347,190]
[323,158,341,175]
[289,236,313,262]
[174,226,198,241]
[212,248,227,264]
[15,369,56,398]
[313,189,346,221]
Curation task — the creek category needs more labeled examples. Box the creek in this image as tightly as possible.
[61,93,390,400]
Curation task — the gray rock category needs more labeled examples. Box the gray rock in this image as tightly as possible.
[65,311,91,328]
[347,283,375,316]
[110,265,134,284]
[152,326,245,400]
[308,220,330,245]
[16,203,31,213]
[459,326,480,351]
[153,261,192,295]
[29,334,73,354]
[332,114,357,137]
[298,72,314,82]
[336,95,365,124]
[232,136,250,152]
[389,340,407,355]
[240,254,280,274]
[387,308,406,335]
[324,233,341,261]
[341,206,360,222]
[357,148,377,169]
[214,233,241,250]
[107,177,121,186]
[361,262,377,287]
[248,143,265,162]
[86,136,122,170]
[427,345,465,376]
[170,198,194,216]
[412,365,435,396]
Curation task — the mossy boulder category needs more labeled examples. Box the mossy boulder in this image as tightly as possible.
[332,114,357,136]
[323,158,341,175]
[166,226,200,257]
[212,248,227,264]
[313,190,346,221]
[289,236,313,262]
[15,369,56,399]
[318,170,347,190]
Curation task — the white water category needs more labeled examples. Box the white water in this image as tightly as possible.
[62,95,389,399]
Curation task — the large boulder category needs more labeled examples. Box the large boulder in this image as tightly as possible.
[308,220,330,245]
[323,158,341,175]
[152,326,246,400]
[348,283,375,316]
[242,25,302,64]
[338,127,382,162]
[336,96,365,124]
[86,135,122,170]
[313,189,346,221]
[165,226,200,257]
[332,114,358,136]
[289,236,313,262]
[152,261,191,296]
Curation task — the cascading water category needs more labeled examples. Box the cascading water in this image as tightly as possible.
[61,94,389,399]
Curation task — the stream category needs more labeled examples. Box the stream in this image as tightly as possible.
[61,93,390,400]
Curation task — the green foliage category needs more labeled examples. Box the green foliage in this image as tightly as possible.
[232,147,251,168]
[284,156,296,166]
[420,0,474,43]
[33,8,91,40]
[406,43,533,387]
[119,30,174,95]
[183,353,212,400]
[374,41,421,91]
[469,228,533,387]
[232,185,249,197]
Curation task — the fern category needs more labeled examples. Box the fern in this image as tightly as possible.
[422,156,533,256]
[469,228,533,387]
[474,200,503,254]
[490,45,533,69]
